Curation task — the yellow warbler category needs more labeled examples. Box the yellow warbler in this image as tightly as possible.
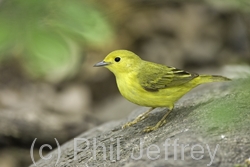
[94,50,230,132]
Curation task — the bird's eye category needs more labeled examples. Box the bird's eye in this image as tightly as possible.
[114,57,121,62]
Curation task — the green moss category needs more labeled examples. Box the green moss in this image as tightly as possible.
[196,77,250,132]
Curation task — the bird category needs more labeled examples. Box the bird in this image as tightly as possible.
[94,50,230,132]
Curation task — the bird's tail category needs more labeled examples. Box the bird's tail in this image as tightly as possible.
[198,75,231,84]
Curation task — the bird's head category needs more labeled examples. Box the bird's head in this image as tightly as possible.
[94,50,141,75]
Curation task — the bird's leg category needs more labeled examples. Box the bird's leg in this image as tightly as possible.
[122,107,155,129]
[143,106,174,133]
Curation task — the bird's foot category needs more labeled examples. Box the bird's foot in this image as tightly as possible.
[122,122,133,129]
[143,126,157,133]
[143,120,166,133]
[122,113,149,129]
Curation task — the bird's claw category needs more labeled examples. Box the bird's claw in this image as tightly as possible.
[143,126,157,133]
[122,122,134,129]
[143,120,167,133]
[122,113,150,129]
[137,113,149,120]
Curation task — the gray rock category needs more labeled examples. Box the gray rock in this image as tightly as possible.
[30,77,250,167]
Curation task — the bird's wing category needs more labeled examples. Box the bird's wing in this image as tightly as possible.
[137,63,198,92]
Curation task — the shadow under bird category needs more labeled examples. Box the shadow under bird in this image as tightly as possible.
[94,50,230,132]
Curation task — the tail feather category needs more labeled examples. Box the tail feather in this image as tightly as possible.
[198,75,231,84]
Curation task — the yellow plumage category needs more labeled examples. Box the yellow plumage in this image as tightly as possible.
[94,50,230,132]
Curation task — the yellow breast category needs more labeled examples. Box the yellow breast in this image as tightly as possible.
[115,72,189,108]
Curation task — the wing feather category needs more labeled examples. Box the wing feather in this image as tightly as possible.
[137,62,198,92]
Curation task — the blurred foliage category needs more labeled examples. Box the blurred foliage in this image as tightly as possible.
[0,0,113,82]
[206,0,250,12]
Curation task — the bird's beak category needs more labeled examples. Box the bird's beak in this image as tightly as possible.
[93,61,110,67]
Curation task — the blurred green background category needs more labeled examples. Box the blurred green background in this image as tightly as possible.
[0,0,113,82]
[0,0,249,166]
